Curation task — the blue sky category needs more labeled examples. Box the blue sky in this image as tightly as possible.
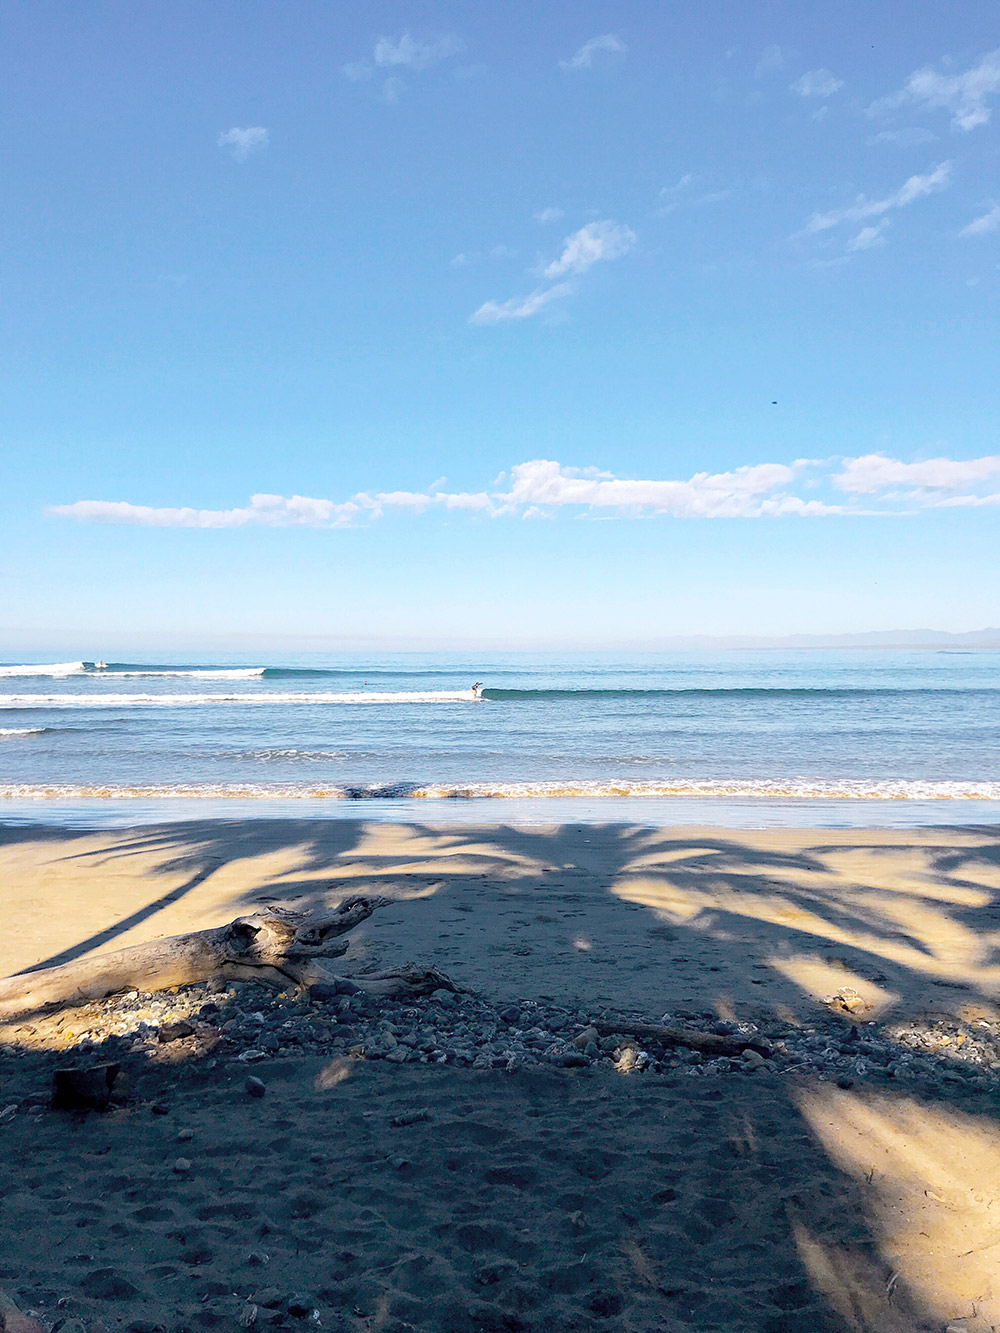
[3,2,999,648]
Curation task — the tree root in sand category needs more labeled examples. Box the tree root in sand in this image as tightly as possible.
[0,898,456,1022]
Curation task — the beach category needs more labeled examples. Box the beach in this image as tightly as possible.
[4,817,1000,1332]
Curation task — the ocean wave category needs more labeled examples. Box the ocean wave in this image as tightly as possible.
[2,778,998,800]
[0,661,87,677]
[0,690,482,708]
[100,668,266,679]
[0,727,47,737]
[480,686,998,700]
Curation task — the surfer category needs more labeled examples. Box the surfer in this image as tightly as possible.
[471,681,483,698]
[95,660,108,670]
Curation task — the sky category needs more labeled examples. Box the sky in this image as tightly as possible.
[2,1,999,649]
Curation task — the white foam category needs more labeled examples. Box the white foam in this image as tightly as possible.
[0,662,86,677]
[108,669,266,678]
[0,690,481,708]
[0,728,46,736]
[1,778,998,800]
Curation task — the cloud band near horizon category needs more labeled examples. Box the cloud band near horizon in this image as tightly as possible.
[47,454,1000,529]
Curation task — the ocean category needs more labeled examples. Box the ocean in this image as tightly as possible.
[1,649,998,827]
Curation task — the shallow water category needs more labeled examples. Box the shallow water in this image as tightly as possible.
[1,649,998,822]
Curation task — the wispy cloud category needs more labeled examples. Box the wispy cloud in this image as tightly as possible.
[791,69,843,98]
[534,207,565,224]
[799,162,951,236]
[754,44,786,79]
[846,223,888,251]
[50,453,1000,528]
[342,32,463,93]
[470,221,634,325]
[657,174,732,214]
[959,205,1000,237]
[559,34,626,72]
[543,221,635,278]
[871,48,1000,131]
[216,127,270,162]
[469,283,573,324]
[867,127,938,147]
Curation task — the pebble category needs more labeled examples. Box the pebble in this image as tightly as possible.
[173,1157,192,1174]
[286,1294,317,1317]
[177,1127,194,1142]
[245,1076,266,1098]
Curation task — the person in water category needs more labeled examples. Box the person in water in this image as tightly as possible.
[471,681,483,697]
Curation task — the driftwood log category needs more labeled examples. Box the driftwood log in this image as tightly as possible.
[592,1019,771,1059]
[0,897,455,1022]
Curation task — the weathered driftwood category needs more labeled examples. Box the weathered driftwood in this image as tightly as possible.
[0,897,454,1021]
[592,1019,771,1059]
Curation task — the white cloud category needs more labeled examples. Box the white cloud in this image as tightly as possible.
[867,127,938,147]
[800,162,951,235]
[543,221,636,278]
[50,494,361,529]
[534,207,565,224]
[791,69,843,98]
[343,33,463,83]
[834,453,1000,494]
[959,205,1000,237]
[52,454,1000,528]
[755,45,785,79]
[872,48,1000,131]
[846,222,888,251]
[469,283,573,324]
[216,127,269,162]
[560,34,626,72]
[373,33,463,70]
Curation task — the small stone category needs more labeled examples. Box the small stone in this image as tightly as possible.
[572,1026,599,1050]
[498,1006,520,1024]
[307,983,338,1003]
[158,1019,195,1043]
[177,1128,194,1142]
[388,1155,410,1170]
[245,1076,266,1098]
[836,1076,855,1090]
[150,1102,170,1116]
[246,1251,270,1267]
[173,1157,192,1173]
[128,1320,166,1333]
[560,1052,589,1068]
[742,1049,766,1070]
[286,1294,316,1318]
[249,1288,283,1309]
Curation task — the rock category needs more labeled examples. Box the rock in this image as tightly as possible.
[498,1006,521,1024]
[79,1268,140,1300]
[286,1294,316,1318]
[150,1102,170,1116]
[51,1064,119,1112]
[49,1321,88,1333]
[177,1128,194,1142]
[742,1049,766,1070]
[245,1076,266,1099]
[158,1020,195,1043]
[334,978,363,996]
[572,1026,599,1050]
[245,1251,270,1268]
[128,1320,166,1333]
[560,1052,589,1068]
[307,983,338,1003]
[173,1157,192,1174]
[249,1288,283,1309]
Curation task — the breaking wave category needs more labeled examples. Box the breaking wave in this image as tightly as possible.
[0,691,481,708]
[2,778,998,800]
[0,662,87,677]
[0,727,47,737]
